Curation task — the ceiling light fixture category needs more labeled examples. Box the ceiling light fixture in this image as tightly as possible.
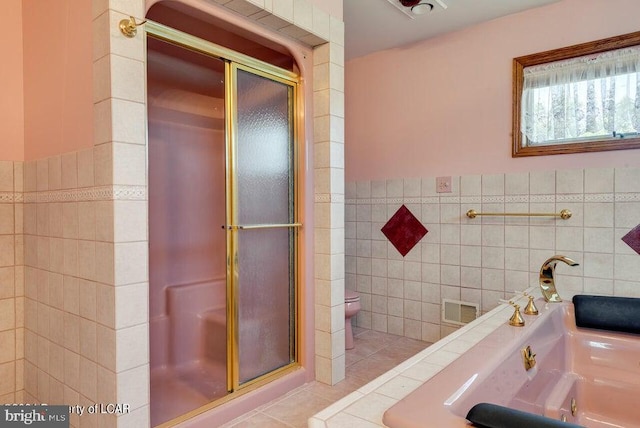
[398,0,434,15]
[389,0,445,19]
[411,2,433,14]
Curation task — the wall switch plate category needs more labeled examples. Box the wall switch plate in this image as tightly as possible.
[436,176,452,193]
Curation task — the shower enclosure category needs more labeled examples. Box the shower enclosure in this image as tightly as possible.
[146,19,300,427]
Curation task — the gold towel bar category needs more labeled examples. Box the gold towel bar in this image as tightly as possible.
[466,209,572,220]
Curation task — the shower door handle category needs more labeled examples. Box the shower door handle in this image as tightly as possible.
[223,223,302,230]
[238,223,302,230]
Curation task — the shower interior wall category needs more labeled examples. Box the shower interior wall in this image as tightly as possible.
[147,36,227,365]
[147,34,229,426]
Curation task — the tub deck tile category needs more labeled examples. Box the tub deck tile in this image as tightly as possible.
[310,292,534,427]
[344,392,398,424]
[376,375,424,400]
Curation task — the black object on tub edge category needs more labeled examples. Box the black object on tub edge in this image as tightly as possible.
[466,403,585,428]
[573,295,640,335]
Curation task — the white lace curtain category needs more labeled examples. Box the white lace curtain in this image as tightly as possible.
[522,46,640,145]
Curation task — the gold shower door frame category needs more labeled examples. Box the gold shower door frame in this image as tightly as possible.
[225,62,300,392]
[146,20,301,422]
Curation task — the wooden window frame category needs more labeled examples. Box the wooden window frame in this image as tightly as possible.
[512,31,640,157]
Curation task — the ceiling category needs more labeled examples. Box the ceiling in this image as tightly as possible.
[344,0,561,60]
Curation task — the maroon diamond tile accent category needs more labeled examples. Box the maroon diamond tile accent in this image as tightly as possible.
[622,224,640,255]
[381,205,428,257]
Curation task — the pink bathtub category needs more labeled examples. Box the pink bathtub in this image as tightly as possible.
[383,300,640,428]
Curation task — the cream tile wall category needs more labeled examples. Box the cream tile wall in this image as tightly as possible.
[346,167,640,342]
[313,35,346,385]
[21,148,147,428]
[0,161,23,404]
[91,2,150,427]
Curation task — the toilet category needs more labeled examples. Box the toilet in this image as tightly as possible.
[344,289,361,350]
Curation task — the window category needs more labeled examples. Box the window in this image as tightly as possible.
[513,32,640,156]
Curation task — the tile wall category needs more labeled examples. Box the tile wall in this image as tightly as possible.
[313,40,346,385]
[19,149,148,428]
[0,161,24,403]
[346,167,640,342]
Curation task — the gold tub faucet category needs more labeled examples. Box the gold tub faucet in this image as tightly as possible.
[539,255,579,302]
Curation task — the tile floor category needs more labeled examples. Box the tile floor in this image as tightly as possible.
[220,327,432,428]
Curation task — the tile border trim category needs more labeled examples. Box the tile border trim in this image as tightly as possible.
[315,193,345,203]
[21,185,147,203]
[345,193,640,205]
[0,192,20,203]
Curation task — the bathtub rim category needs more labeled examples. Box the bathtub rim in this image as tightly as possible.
[383,295,568,428]
[308,289,538,427]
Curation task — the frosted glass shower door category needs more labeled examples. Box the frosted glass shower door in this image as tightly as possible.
[229,65,298,387]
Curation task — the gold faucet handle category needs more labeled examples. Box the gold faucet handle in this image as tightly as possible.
[524,295,539,315]
[522,345,536,371]
[509,304,525,327]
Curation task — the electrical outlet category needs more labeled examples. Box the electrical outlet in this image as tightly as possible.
[436,176,452,193]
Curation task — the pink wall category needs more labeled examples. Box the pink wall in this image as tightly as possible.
[22,0,93,160]
[345,0,640,182]
[0,0,24,161]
